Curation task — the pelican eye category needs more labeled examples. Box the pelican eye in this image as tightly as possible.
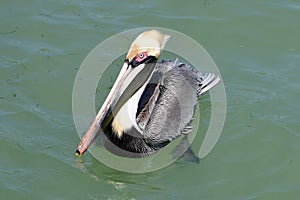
[138,53,144,58]
[135,52,148,62]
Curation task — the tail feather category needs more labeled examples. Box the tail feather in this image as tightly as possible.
[197,73,220,96]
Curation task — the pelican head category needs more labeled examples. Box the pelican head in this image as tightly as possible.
[76,30,169,155]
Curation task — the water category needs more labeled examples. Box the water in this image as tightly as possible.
[1,0,300,199]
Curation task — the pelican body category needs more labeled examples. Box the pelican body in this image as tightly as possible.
[76,30,220,157]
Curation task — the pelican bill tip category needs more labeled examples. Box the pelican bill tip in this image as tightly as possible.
[75,150,81,156]
[75,148,84,156]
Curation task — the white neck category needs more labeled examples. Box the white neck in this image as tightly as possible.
[111,83,147,137]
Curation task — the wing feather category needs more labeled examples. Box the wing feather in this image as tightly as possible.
[137,59,220,147]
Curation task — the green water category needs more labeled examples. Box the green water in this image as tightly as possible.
[1,0,300,199]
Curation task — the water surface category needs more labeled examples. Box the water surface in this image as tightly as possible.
[1,0,300,199]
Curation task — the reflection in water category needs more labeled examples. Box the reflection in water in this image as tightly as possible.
[74,156,164,190]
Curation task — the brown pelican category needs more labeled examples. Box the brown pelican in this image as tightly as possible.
[75,30,220,157]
